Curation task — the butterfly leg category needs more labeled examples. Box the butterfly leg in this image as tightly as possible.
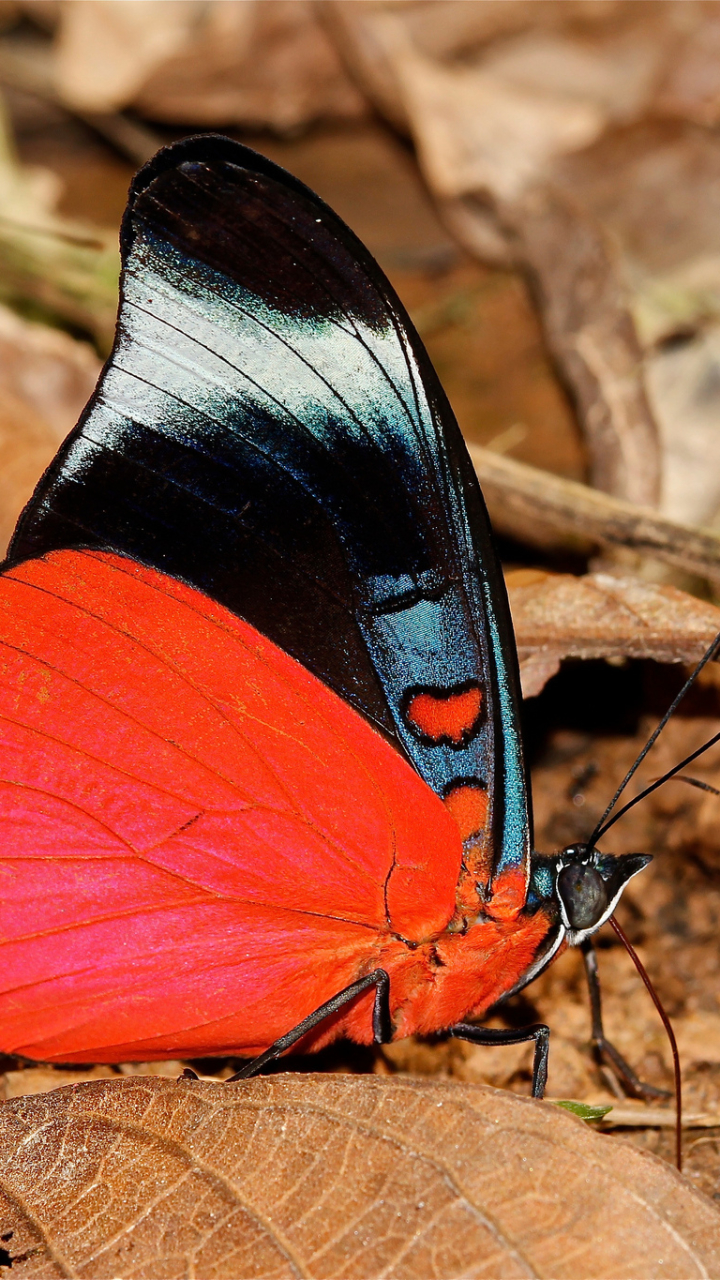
[450,1022,550,1097]
[226,969,392,1082]
[581,938,668,1099]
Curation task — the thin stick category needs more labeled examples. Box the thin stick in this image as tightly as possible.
[470,444,720,587]
[0,215,108,250]
[610,916,682,1172]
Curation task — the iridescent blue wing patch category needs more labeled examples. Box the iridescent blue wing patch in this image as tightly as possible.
[9,135,531,898]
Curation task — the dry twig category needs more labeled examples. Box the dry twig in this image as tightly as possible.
[472,443,720,586]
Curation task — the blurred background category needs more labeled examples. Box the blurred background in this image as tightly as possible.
[2,0,720,1192]
[2,0,720,552]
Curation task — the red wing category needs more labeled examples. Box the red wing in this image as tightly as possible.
[0,550,462,1061]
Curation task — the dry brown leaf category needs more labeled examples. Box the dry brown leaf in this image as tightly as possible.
[506,568,720,696]
[0,1073,719,1279]
[327,2,715,229]
[52,0,365,130]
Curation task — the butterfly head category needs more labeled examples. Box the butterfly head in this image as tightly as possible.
[529,845,650,945]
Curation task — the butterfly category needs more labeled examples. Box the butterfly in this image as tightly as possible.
[0,134,654,1092]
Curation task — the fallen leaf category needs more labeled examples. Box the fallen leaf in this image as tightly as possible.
[52,0,365,130]
[506,568,720,695]
[327,1,672,198]
[0,1074,718,1279]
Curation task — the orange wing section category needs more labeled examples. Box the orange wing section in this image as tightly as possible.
[405,684,483,746]
[0,550,463,1061]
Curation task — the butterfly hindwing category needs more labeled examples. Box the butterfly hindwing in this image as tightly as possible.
[9,135,530,900]
[0,549,462,1060]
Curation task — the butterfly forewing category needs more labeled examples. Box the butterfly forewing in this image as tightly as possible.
[9,136,529,902]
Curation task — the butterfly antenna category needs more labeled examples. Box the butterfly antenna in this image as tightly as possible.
[594,724,720,840]
[609,915,682,1171]
[588,629,720,847]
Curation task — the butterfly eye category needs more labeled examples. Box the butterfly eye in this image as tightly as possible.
[557,862,608,930]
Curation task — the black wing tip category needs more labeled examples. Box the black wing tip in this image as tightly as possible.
[119,131,404,332]
[121,133,336,259]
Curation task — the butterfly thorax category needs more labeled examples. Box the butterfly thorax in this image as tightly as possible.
[348,845,650,1046]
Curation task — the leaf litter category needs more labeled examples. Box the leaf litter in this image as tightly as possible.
[0,1074,718,1279]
